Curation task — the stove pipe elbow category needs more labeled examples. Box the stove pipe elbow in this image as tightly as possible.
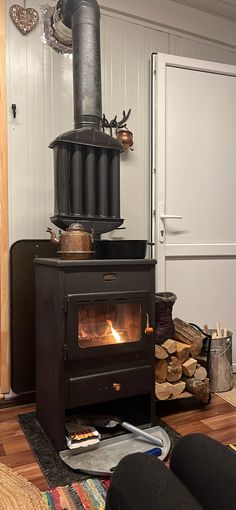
[62,0,102,130]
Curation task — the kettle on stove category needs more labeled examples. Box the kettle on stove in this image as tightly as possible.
[46,223,94,260]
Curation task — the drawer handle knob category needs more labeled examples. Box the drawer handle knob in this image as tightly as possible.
[113,383,122,392]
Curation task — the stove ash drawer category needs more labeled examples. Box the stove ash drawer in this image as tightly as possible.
[67,365,153,408]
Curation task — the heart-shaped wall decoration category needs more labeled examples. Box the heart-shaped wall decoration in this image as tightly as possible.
[9,4,39,35]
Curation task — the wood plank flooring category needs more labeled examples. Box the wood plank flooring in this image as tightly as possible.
[0,395,236,492]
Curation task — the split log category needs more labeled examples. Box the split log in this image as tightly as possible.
[174,318,203,357]
[175,341,191,363]
[155,344,168,359]
[155,382,172,400]
[166,356,182,382]
[168,380,186,397]
[186,377,210,404]
[162,339,177,355]
[194,364,207,381]
[182,358,197,377]
[155,359,168,383]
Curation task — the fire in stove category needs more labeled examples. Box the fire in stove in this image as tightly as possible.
[77,302,141,348]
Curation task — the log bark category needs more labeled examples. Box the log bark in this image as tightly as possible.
[155,359,168,383]
[194,364,207,381]
[155,382,172,400]
[186,377,210,403]
[175,341,191,363]
[155,344,168,359]
[162,339,177,354]
[167,356,182,382]
[174,318,203,357]
[182,358,197,377]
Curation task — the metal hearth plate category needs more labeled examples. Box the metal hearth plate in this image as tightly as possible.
[59,426,170,476]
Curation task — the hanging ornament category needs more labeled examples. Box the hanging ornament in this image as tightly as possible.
[9,1,39,35]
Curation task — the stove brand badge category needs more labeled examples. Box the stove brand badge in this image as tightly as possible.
[103,273,117,282]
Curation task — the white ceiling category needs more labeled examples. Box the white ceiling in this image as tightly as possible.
[171,0,236,20]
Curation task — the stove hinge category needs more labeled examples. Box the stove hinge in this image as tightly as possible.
[63,344,69,361]
[63,296,69,313]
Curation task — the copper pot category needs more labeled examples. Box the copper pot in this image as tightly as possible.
[116,129,133,150]
[46,223,94,260]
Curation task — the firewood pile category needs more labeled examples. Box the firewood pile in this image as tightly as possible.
[155,318,210,403]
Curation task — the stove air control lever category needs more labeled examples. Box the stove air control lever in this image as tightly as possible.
[145,313,154,335]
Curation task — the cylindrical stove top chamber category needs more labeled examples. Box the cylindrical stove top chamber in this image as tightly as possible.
[49,0,123,234]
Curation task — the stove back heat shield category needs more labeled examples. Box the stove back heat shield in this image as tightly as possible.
[49,0,124,233]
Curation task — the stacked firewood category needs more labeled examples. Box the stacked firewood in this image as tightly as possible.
[155,318,210,403]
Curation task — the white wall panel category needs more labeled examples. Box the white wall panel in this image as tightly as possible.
[101,15,168,240]
[166,257,236,364]
[7,2,168,245]
[170,34,236,64]
[7,1,236,246]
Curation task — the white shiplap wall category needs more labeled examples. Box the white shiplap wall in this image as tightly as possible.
[6,1,236,245]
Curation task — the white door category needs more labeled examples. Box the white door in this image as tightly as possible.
[153,53,236,370]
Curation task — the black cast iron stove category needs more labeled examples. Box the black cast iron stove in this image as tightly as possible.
[35,258,156,451]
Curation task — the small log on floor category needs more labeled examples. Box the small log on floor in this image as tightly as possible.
[186,377,210,403]
[174,318,203,357]
[167,356,182,382]
[162,339,177,354]
[155,344,168,359]
[175,341,191,363]
[155,359,168,383]
[155,382,172,400]
[182,358,197,377]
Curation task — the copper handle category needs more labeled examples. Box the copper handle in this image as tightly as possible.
[113,383,121,392]
[145,313,154,335]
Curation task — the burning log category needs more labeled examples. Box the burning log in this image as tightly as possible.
[155,359,168,383]
[186,377,210,404]
[155,345,168,359]
[174,318,203,357]
[166,356,182,382]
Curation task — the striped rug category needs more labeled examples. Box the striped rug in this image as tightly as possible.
[42,478,110,510]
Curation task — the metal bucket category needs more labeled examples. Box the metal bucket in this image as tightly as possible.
[209,330,233,393]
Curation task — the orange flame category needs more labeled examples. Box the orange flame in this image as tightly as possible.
[106,320,121,343]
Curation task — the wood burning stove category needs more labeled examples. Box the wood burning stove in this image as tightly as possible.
[35,258,156,451]
[34,0,157,452]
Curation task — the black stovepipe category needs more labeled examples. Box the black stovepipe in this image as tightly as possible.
[62,0,102,131]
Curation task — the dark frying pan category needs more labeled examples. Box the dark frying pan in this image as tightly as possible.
[94,240,153,259]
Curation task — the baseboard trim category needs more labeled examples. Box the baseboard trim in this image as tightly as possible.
[0,392,35,409]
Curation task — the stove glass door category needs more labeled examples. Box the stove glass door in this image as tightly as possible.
[78,302,141,348]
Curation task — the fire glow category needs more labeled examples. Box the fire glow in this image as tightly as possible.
[106,320,122,343]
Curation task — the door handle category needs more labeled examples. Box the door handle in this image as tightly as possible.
[160,214,183,220]
[158,202,183,243]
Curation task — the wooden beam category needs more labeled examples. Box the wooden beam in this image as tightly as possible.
[0,0,10,394]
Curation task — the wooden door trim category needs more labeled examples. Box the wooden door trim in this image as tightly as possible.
[0,0,10,394]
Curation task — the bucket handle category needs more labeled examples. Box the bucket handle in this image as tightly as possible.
[210,337,232,356]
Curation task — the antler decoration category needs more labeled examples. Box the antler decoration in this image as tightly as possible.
[102,109,131,132]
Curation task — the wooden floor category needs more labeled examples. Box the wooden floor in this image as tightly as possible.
[0,395,236,492]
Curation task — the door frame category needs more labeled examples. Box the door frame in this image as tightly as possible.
[0,0,10,394]
[152,52,236,291]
